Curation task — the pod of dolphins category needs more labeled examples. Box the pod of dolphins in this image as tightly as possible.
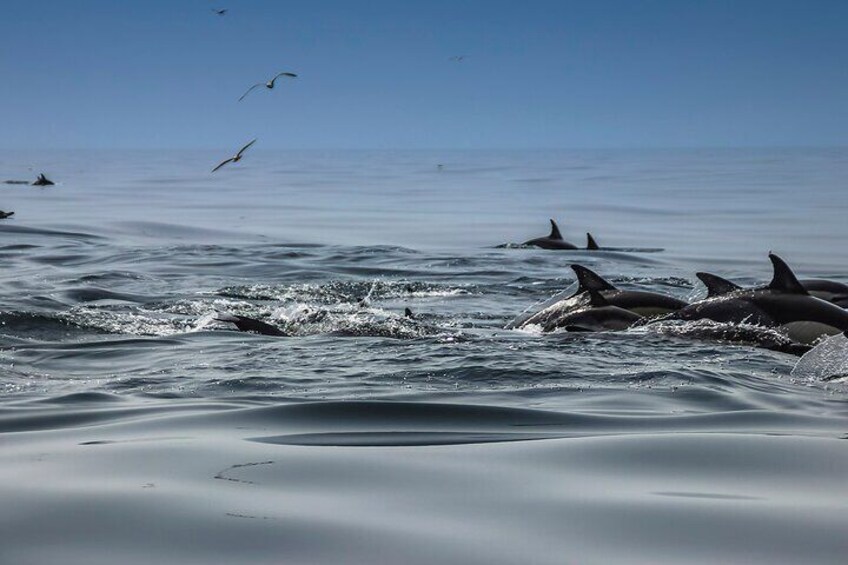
[508,253,848,355]
[216,219,848,362]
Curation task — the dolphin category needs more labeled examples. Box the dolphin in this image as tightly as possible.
[215,313,287,336]
[523,219,579,250]
[697,271,848,308]
[32,173,54,186]
[799,279,848,308]
[570,264,688,317]
[532,288,644,333]
[673,254,848,345]
[510,264,686,330]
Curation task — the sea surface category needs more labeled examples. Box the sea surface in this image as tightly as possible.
[1,148,847,564]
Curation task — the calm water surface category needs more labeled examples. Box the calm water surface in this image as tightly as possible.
[1,149,847,564]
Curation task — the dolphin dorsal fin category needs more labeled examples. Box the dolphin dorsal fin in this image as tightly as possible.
[696,272,741,297]
[586,287,610,307]
[586,233,599,250]
[548,219,563,240]
[768,253,808,294]
[571,264,616,293]
[404,307,415,319]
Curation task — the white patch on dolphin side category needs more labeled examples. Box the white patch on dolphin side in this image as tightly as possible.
[780,321,842,345]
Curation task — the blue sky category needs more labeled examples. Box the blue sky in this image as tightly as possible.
[2,0,847,149]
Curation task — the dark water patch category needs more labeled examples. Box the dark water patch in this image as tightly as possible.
[0,399,245,433]
[0,224,104,242]
[63,287,152,304]
[26,391,126,405]
[0,311,103,340]
[253,430,573,447]
[70,271,156,284]
[110,221,254,241]
[652,491,763,501]
[2,399,843,442]
[0,243,41,251]
[26,253,102,266]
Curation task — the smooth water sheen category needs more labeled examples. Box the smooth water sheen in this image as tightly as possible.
[1,149,847,564]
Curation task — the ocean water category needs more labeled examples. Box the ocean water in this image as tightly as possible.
[1,149,847,564]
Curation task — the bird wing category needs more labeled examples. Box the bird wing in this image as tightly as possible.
[238,83,263,102]
[211,157,235,172]
[268,72,297,87]
[236,138,257,158]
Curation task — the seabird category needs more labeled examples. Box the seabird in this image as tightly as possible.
[238,72,298,102]
[212,139,256,172]
[449,56,465,62]
[0,211,14,219]
[212,8,227,16]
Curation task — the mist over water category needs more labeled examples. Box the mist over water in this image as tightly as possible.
[2,149,847,564]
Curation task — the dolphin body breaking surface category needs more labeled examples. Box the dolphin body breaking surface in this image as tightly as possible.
[523,287,644,333]
[698,271,848,308]
[32,173,54,186]
[797,279,848,308]
[215,313,287,336]
[673,254,848,345]
[523,220,599,250]
[509,264,688,330]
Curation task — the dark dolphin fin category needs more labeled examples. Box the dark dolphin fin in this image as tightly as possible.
[586,287,610,307]
[404,307,415,319]
[696,272,742,297]
[548,219,563,240]
[768,253,808,294]
[571,264,616,294]
[586,233,600,250]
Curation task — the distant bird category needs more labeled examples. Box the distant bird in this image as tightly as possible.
[448,55,465,62]
[32,173,54,186]
[238,72,298,102]
[212,8,227,16]
[0,211,14,219]
[212,139,256,172]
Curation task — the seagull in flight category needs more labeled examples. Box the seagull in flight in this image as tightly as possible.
[212,8,227,16]
[238,72,298,102]
[448,55,465,62]
[212,139,256,172]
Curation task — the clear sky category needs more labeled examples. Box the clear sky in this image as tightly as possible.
[2,0,847,149]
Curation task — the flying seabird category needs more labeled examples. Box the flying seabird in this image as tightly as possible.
[238,72,298,102]
[0,211,14,219]
[212,138,256,172]
[212,8,227,16]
